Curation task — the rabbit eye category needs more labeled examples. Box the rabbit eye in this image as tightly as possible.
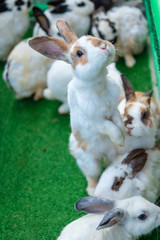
[115,181,121,186]
[77,50,83,57]
[138,214,147,220]
[142,112,148,119]
[112,177,125,191]
[77,2,85,7]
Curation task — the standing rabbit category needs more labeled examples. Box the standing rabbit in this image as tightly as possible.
[44,0,95,37]
[95,148,160,203]
[3,7,60,100]
[57,196,160,240]
[91,6,148,67]
[0,0,32,60]
[29,19,125,195]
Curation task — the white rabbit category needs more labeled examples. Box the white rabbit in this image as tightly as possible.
[29,19,125,195]
[43,0,95,37]
[44,61,123,114]
[57,196,160,240]
[91,6,148,67]
[95,148,160,203]
[114,74,160,156]
[0,0,32,61]
[3,7,60,100]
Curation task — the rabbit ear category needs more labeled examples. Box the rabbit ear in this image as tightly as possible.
[75,197,114,214]
[122,149,148,178]
[28,36,71,63]
[33,7,50,36]
[56,19,78,44]
[141,90,153,106]
[121,74,135,102]
[97,208,124,230]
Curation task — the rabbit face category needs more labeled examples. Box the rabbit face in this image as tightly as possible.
[6,0,32,12]
[118,196,160,236]
[70,0,94,16]
[122,101,155,138]
[70,36,115,80]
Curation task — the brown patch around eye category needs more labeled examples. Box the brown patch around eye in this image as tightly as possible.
[140,107,152,127]
[71,46,88,70]
[112,177,125,191]
[124,114,133,126]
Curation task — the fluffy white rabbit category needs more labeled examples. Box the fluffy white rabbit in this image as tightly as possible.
[115,74,160,156]
[43,0,95,37]
[95,148,160,203]
[44,61,123,114]
[3,7,60,100]
[57,196,160,240]
[29,19,125,195]
[0,0,32,60]
[91,6,148,67]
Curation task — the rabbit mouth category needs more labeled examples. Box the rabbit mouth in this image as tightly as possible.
[127,127,133,136]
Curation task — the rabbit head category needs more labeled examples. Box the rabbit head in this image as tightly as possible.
[95,149,147,200]
[75,196,160,237]
[91,0,112,11]
[33,7,60,38]
[4,0,32,12]
[92,9,118,44]
[48,0,94,16]
[119,74,155,138]
[29,18,115,81]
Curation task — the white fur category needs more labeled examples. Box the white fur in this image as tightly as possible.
[91,6,148,67]
[0,0,31,60]
[44,0,95,37]
[57,196,160,240]
[44,61,123,114]
[3,9,58,100]
[95,148,160,203]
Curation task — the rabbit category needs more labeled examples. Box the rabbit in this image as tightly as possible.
[91,6,148,67]
[0,0,32,61]
[95,148,160,203]
[29,18,125,195]
[44,61,123,114]
[113,74,160,156]
[44,0,95,37]
[57,196,160,240]
[91,0,112,11]
[3,7,60,100]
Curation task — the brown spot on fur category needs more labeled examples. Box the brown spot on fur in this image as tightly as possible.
[87,177,99,188]
[140,107,153,127]
[122,149,148,178]
[112,176,125,191]
[124,114,133,127]
[74,131,88,151]
[87,37,104,48]
[71,46,88,69]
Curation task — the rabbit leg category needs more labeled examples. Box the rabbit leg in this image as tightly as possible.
[34,89,44,101]
[58,102,70,114]
[43,88,55,100]
[124,53,136,68]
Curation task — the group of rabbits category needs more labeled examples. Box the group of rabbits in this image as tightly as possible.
[1,0,160,240]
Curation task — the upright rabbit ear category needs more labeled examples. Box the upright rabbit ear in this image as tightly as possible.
[121,74,135,102]
[122,149,148,178]
[141,90,153,106]
[97,208,124,230]
[28,36,70,63]
[33,7,50,36]
[56,19,78,44]
[75,197,114,214]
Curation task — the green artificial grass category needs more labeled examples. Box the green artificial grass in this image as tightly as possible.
[0,29,158,240]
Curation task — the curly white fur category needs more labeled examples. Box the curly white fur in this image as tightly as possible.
[57,196,160,240]
[91,6,148,67]
[95,148,160,203]
[0,0,31,60]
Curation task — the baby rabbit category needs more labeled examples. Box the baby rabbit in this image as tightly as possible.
[0,0,32,60]
[29,19,124,195]
[3,7,59,100]
[115,74,160,156]
[95,148,160,203]
[91,6,148,67]
[57,196,160,240]
[45,0,95,37]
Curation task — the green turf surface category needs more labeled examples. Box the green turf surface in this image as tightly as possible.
[0,36,158,239]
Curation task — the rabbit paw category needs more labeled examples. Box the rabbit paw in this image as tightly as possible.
[58,103,70,114]
[87,187,96,196]
[110,131,125,147]
[125,55,136,68]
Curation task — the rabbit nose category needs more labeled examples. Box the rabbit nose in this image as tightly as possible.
[127,127,133,136]
[101,43,107,50]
